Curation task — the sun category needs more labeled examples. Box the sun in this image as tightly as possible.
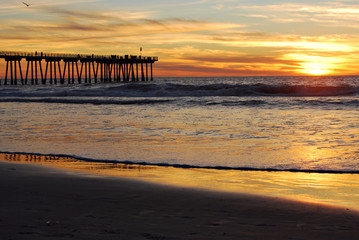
[300,63,331,75]
[284,54,336,76]
[302,67,330,75]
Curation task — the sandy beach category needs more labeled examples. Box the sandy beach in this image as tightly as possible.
[1,161,359,240]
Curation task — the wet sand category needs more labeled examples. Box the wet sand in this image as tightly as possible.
[1,161,359,240]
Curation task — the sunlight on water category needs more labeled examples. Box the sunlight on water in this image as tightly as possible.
[1,76,358,211]
[0,100,358,171]
[2,152,359,211]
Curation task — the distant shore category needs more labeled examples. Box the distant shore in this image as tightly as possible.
[1,160,359,239]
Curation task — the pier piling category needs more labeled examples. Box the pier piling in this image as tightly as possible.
[0,51,158,85]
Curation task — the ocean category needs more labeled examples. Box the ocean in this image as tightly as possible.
[1,76,359,207]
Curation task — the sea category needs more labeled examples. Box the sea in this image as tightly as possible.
[1,76,359,208]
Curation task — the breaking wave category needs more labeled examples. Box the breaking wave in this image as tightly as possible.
[104,83,359,97]
[0,97,173,105]
[0,82,358,99]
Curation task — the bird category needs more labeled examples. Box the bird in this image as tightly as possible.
[22,2,30,7]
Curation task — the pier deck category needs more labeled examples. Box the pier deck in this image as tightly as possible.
[0,51,158,85]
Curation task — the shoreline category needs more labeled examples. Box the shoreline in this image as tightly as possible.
[1,160,359,239]
[2,151,359,174]
[1,152,359,211]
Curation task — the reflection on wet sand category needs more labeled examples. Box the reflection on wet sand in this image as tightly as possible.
[0,152,156,175]
[1,152,359,211]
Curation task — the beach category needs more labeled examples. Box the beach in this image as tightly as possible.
[2,0,359,238]
[1,160,359,240]
[1,76,359,239]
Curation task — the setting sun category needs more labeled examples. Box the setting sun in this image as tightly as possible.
[302,65,331,75]
[284,54,337,76]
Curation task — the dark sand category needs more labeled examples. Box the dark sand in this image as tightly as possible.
[1,161,359,240]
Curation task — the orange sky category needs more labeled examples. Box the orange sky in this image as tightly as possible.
[1,1,359,77]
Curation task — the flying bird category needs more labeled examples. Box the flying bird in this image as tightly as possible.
[22,2,30,7]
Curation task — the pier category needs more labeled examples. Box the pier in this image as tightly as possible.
[0,51,158,85]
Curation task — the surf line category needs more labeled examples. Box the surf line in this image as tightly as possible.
[1,151,359,175]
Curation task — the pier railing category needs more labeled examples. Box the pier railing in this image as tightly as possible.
[0,51,158,61]
[0,51,158,85]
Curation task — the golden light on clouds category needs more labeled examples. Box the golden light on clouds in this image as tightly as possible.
[1,1,359,76]
[303,67,330,76]
[284,54,343,76]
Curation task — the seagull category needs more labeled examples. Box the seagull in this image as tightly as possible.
[22,2,30,7]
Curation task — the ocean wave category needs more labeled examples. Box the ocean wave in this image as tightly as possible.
[0,82,358,98]
[296,99,359,107]
[0,97,173,105]
[116,83,359,97]
[1,96,356,107]
[204,99,267,106]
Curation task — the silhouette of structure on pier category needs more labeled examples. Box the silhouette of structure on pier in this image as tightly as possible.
[0,51,158,85]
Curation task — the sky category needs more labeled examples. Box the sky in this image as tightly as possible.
[1,0,359,76]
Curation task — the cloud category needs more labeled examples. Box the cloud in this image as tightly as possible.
[186,56,300,66]
[2,1,359,76]
[154,62,298,77]
[148,44,303,77]
[236,2,359,29]
[0,6,244,44]
[0,0,101,13]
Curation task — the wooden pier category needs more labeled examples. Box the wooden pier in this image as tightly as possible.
[0,51,158,85]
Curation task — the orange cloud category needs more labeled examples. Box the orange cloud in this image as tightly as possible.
[154,62,299,77]
[2,3,359,77]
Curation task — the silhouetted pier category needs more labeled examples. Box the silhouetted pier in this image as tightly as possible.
[0,51,158,85]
